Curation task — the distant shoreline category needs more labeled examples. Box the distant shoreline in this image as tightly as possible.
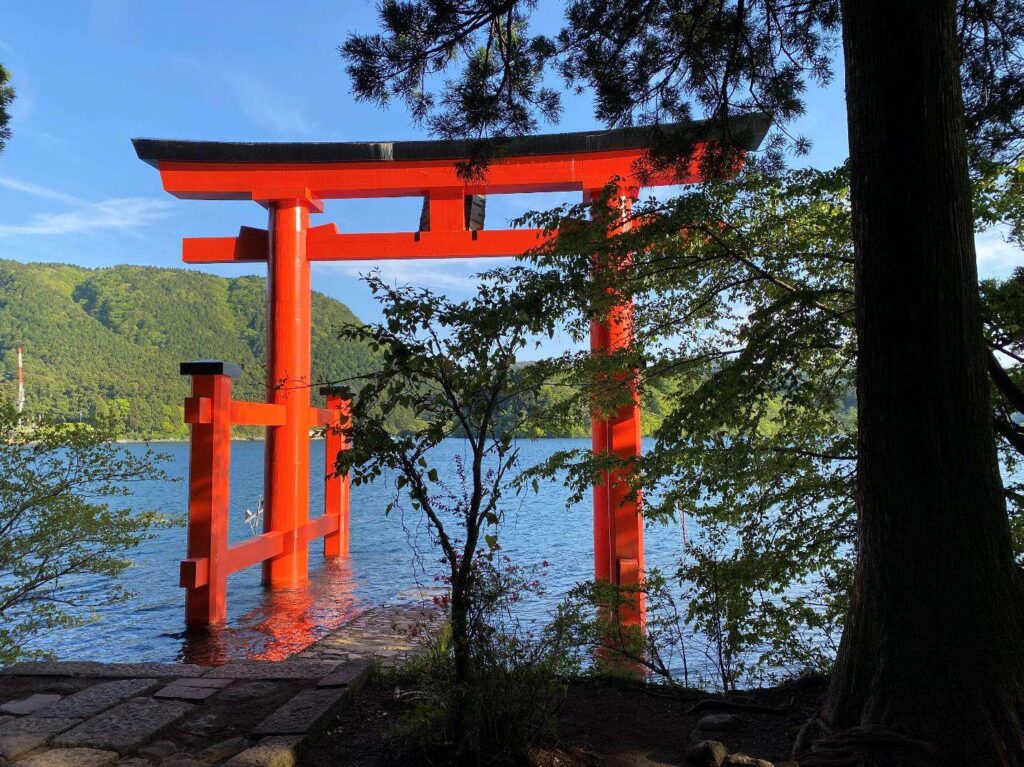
[116,435,590,444]
[117,436,318,444]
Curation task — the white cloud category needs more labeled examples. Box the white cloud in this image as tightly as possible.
[975,228,1023,279]
[0,197,171,236]
[0,176,85,206]
[225,72,316,137]
[172,55,319,137]
[314,257,509,295]
[0,174,170,237]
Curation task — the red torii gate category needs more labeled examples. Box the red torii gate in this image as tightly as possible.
[133,116,768,629]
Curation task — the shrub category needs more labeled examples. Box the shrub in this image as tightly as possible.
[389,553,579,765]
[0,404,170,664]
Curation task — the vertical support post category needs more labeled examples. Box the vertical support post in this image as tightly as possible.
[426,187,467,231]
[180,360,240,627]
[587,187,645,629]
[264,199,313,587]
[321,387,351,557]
[590,318,612,582]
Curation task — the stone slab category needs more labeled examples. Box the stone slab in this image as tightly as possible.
[136,739,177,759]
[294,602,444,666]
[153,676,233,701]
[395,585,449,601]
[0,734,52,762]
[0,717,83,736]
[315,659,372,689]
[0,717,82,761]
[202,661,339,680]
[53,698,194,752]
[195,736,247,763]
[1,695,63,716]
[169,677,232,689]
[177,710,224,738]
[225,736,301,767]
[153,684,219,702]
[34,679,158,719]
[253,688,346,736]
[1,662,206,678]
[213,681,282,704]
[13,746,119,767]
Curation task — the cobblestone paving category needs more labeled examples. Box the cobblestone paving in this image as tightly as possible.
[0,598,442,767]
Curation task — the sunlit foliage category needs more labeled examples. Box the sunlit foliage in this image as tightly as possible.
[0,406,169,664]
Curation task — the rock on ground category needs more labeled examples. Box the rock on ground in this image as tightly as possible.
[684,739,728,767]
[225,736,301,767]
[12,746,118,767]
[0,695,63,717]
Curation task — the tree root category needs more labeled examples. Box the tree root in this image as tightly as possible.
[795,722,943,767]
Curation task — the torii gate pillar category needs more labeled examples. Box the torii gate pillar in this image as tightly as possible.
[589,188,644,627]
[264,199,313,587]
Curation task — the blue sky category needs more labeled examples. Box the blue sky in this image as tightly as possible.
[0,0,1018,337]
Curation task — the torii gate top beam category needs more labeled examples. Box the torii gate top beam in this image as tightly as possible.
[132,114,769,264]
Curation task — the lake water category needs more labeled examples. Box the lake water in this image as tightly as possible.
[28,437,694,667]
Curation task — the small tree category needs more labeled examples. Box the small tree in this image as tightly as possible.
[0,404,169,665]
[335,273,545,693]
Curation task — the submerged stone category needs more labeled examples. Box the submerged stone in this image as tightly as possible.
[0,695,63,717]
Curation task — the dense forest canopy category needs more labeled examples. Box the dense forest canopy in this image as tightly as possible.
[0,260,679,439]
[0,260,403,436]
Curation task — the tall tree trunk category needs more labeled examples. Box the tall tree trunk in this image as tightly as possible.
[810,2,1024,765]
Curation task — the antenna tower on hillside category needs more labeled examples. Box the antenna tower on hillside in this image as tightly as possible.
[17,347,25,414]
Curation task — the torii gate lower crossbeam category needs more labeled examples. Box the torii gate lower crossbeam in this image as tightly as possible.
[134,115,769,628]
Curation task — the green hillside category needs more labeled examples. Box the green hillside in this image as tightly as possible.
[0,260,402,438]
[0,260,678,439]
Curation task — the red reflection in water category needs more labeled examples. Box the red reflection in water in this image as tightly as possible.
[180,557,362,665]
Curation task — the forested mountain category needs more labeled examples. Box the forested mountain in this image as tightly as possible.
[0,260,402,437]
[0,260,682,439]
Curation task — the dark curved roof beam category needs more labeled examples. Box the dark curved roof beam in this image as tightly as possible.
[133,114,770,167]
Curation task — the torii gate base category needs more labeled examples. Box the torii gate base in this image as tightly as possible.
[134,116,768,631]
[179,360,350,627]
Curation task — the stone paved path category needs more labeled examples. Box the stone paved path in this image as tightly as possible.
[0,599,442,767]
[295,600,445,667]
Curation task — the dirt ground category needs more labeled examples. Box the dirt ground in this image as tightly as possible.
[302,674,826,766]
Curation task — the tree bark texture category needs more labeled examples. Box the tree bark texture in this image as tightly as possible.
[815,2,1024,765]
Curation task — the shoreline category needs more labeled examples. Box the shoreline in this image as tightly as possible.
[116,434,593,444]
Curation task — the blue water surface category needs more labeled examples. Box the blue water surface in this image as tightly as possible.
[30,438,692,666]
